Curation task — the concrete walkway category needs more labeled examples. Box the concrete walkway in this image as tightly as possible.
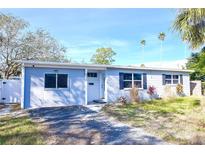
[28,105,167,145]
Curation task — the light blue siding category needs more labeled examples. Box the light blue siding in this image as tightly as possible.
[106,68,150,102]
[24,67,85,108]
[23,66,191,108]
[106,68,190,103]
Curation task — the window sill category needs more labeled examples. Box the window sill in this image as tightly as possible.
[44,88,69,91]
[122,88,143,91]
[163,84,179,86]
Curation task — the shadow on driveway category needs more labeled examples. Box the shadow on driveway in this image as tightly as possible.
[28,105,166,145]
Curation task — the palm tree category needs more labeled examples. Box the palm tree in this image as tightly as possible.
[173,8,205,49]
[158,32,166,64]
[140,39,146,63]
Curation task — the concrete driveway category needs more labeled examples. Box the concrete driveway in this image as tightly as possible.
[28,105,166,145]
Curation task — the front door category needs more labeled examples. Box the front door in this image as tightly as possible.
[87,72,100,102]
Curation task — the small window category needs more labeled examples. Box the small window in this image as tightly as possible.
[165,75,172,84]
[164,74,179,85]
[45,74,56,88]
[173,75,179,84]
[45,73,68,89]
[134,73,142,88]
[121,73,142,89]
[123,73,132,88]
[134,74,141,80]
[123,81,132,88]
[123,73,132,80]
[87,72,97,77]
[57,74,68,88]
[134,81,142,88]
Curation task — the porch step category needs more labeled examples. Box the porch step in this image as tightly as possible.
[93,99,106,104]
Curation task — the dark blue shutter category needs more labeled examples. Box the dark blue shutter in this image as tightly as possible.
[180,74,183,84]
[162,74,166,85]
[143,73,147,89]
[119,73,124,90]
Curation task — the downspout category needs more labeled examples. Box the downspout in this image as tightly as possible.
[104,71,108,102]
[21,63,25,109]
[85,68,88,105]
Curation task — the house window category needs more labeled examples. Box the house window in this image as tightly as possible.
[164,74,179,85]
[123,73,132,88]
[134,73,142,88]
[165,75,172,84]
[57,74,68,88]
[45,73,68,89]
[45,74,56,88]
[173,75,179,84]
[87,72,97,78]
[122,73,142,89]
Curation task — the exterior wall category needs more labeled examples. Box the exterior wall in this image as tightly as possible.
[23,67,85,108]
[106,68,190,103]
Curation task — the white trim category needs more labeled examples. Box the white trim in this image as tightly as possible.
[20,60,193,73]
[104,71,108,102]
[21,64,25,109]
[122,73,143,89]
[85,69,88,105]
[99,72,102,98]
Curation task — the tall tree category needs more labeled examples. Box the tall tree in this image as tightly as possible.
[91,47,116,65]
[173,8,205,49]
[186,47,205,81]
[140,39,146,63]
[0,13,67,79]
[158,32,166,63]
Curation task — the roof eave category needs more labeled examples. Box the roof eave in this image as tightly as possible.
[19,60,194,73]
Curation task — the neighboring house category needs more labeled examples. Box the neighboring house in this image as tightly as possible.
[21,61,193,109]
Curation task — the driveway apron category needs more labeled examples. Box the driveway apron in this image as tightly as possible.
[28,105,167,145]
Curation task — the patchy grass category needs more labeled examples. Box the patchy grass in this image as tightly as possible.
[0,115,46,145]
[103,97,205,144]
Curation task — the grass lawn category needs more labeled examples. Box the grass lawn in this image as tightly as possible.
[103,97,205,144]
[0,115,47,144]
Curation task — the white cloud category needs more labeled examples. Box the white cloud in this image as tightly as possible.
[61,38,131,62]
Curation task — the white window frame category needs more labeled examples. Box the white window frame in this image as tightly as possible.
[44,73,69,90]
[165,74,179,85]
[122,73,132,89]
[122,73,143,90]
[133,73,143,89]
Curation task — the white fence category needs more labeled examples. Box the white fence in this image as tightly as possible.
[0,79,21,103]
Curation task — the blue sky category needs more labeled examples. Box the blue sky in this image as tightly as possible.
[0,8,194,65]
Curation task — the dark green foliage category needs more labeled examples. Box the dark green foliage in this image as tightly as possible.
[186,47,205,82]
[173,9,205,49]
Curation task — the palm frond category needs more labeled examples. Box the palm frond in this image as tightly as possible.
[173,8,205,49]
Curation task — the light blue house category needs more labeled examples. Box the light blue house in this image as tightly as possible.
[21,61,192,109]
